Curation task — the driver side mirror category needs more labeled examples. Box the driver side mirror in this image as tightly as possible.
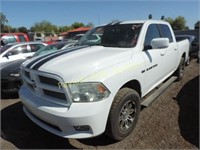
[151,38,169,49]
[3,54,9,59]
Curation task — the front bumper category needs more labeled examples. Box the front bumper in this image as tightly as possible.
[19,85,113,139]
[1,77,21,93]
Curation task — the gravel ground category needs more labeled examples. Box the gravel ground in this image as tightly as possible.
[1,59,199,149]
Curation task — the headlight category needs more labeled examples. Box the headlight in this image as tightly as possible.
[68,82,110,102]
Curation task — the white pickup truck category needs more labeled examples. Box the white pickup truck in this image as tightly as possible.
[19,20,189,141]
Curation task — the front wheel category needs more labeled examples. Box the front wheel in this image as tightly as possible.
[106,88,141,141]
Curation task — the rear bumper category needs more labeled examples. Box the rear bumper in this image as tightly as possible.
[19,85,113,139]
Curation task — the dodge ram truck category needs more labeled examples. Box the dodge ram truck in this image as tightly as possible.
[19,20,189,141]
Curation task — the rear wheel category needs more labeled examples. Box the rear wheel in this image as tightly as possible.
[185,56,190,66]
[106,88,141,141]
[175,57,185,81]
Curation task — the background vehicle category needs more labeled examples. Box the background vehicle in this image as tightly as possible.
[0,42,47,64]
[1,41,75,95]
[0,33,30,46]
[65,34,84,43]
[19,20,189,141]
[1,59,25,94]
[61,27,91,40]
[1,42,69,94]
[176,35,199,58]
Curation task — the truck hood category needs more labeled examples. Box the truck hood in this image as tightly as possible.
[28,46,133,82]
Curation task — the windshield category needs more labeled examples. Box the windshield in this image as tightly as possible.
[76,23,143,48]
[1,35,17,44]
[72,34,83,40]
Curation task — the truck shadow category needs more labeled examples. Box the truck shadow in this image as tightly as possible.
[1,102,77,149]
[175,75,199,148]
[77,134,116,146]
[1,102,117,149]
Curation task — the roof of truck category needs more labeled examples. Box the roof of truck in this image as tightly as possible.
[95,20,168,28]
[120,20,167,24]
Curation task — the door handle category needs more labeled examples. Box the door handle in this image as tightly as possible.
[160,53,165,56]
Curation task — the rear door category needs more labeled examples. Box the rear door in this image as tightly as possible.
[158,24,178,74]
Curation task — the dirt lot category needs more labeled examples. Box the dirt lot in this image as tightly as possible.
[1,59,199,149]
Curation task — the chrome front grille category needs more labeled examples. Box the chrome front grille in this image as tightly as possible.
[21,68,70,106]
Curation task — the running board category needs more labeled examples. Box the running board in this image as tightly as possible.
[141,76,177,107]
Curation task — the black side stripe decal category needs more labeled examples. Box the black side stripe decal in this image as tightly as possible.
[31,45,89,70]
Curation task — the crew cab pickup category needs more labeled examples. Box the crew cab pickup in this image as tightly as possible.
[19,20,189,141]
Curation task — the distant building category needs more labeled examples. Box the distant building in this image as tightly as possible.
[60,27,91,40]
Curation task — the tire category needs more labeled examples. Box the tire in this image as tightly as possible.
[185,56,190,66]
[106,88,141,141]
[175,57,185,81]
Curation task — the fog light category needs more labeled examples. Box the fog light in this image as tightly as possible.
[74,125,90,131]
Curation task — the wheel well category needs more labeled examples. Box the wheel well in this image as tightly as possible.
[182,53,186,60]
[121,80,141,97]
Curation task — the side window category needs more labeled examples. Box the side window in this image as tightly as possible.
[144,24,161,49]
[30,44,45,52]
[20,45,29,53]
[159,24,173,43]
[18,35,26,42]
[5,46,25,56]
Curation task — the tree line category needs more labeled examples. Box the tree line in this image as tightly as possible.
[0,12,199,34]
[0,12,94,34]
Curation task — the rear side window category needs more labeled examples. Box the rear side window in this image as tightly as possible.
[18,35,26,42]
[144,24,161,49]
[30,44,45,52]
[159,24,173,43]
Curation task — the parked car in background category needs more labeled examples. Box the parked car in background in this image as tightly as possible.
[61,27,91,40]
[60,34,84,49]
[34,32,45,41]
[1,59,25,94]
[0,42,47,64]
[65,34,84,43]
[1,41,75,94]
[176,35,199,57]
[0,33,30,46]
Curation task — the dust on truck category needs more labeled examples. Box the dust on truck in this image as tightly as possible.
[19,20,189,141]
